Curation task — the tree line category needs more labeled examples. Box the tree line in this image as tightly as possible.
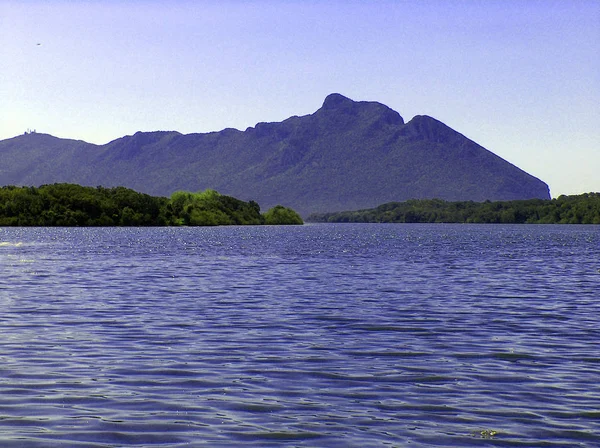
[307,193,600,224]
[0,184,303,226]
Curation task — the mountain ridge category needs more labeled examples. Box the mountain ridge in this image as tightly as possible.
[0,93,550,216]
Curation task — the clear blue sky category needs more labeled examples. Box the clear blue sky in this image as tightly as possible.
[1,0,598,197]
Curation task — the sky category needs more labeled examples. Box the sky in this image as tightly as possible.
[1,0,598,197]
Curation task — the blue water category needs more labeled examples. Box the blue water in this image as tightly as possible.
[1,224,599,447]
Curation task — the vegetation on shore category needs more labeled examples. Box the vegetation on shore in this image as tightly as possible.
[0,184,303,226]
[307,193,600,224]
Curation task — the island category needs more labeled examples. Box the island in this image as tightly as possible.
[0,184,303,226]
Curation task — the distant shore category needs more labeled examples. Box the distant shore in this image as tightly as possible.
[307,193,600,224]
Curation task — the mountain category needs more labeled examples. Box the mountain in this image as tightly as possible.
[0,93,550,216]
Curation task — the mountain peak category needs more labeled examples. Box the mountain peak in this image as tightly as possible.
[0,94,551,215]
[322,93,354,110]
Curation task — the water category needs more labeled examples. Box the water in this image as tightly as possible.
[0,224,599,447]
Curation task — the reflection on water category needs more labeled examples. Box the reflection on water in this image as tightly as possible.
[0,224,599,447]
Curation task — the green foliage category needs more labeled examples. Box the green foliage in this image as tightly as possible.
[0,184,167,226]
[0,183,302,227]
[263,205,304,225]
[166,189,264,226]
[307,193,600,224]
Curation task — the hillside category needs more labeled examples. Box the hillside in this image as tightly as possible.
[0,94,550,216]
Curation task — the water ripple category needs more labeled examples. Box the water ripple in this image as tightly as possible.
[0,224,599,446]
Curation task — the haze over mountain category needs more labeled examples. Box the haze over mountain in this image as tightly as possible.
[0,94,549,216]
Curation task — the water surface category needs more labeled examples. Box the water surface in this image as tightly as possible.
[1,224,599,446]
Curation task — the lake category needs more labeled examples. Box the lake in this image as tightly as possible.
[1,224,599,447]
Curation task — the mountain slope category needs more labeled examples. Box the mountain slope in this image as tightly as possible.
[0,94,550,216]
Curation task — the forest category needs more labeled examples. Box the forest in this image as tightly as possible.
[307,193,600,224]
[0,184,303,226]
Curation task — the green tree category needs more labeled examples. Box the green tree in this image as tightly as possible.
[263,205,303,225]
